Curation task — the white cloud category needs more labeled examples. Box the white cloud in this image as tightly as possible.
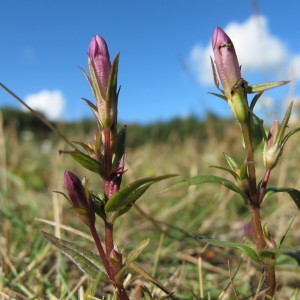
[190,15,290,85]
[290,55,300,80]
[23,90,65,120]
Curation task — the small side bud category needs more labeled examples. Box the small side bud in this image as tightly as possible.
[263,120,282,169]
[64,170,95,226]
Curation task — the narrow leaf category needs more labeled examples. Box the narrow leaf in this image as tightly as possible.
[264,187,300,209]
[223,153,238,171]
[105,174,177,214]
[249,92,263,110]
[192,235,260,263]
[112,126,127,170]
[247,81,289,93]
[129,262,177,298]
[211,165,239,181]
[164,175,247,199]
[208,92,227,101]
[116,238,150,281]
[42,231,106,278]
[62,151,106,178]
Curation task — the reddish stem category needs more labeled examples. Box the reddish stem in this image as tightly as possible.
[105,221,114,257]
[89,224,113,279]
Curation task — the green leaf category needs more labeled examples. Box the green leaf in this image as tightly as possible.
[112,126,127,170]
[279,216,295,247]
[264,187,300,209]
[42,231,106,278]
[259,247,300,258]
[105,174,177,221]
[223,153,239,171]
[116,238,150,281]
[289,289,298,300]
[247,80,289,94]
[106,53,120,102]
[208,92,227,101]
[249,92,263,110]
[90,191,106,220]
[62,151,106,178]
[210,165,239,181]
[192,235,260,263]
[164,175,247,199]
[128,263,176,298]
[73,141,95,155]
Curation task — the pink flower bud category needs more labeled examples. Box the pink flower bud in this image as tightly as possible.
[212,27,248,122]
[88,35,111,92]
[212,27,242,97]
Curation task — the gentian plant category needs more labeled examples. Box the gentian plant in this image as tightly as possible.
[167,27,300,299]
[28,35,175,299]
[1,27,300,299]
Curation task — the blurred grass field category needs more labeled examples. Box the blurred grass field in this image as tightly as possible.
[0,110,300,299]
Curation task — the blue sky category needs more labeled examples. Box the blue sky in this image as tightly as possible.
[1,0,300,124]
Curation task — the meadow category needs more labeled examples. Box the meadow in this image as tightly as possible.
[0,111,300,299]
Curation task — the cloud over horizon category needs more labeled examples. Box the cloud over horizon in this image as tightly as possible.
[23,90,65,120]
[190,15,294,86]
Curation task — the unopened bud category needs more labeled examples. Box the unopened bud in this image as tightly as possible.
[64,170,95,226]
[212,27,248,122]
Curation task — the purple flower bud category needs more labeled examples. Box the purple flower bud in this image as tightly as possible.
[212,27,242,97]
[88,35,111,92]
[212,27,248,122]
[64,170,95,226]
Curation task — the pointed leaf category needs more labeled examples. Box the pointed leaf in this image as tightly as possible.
[90,191,106,220]
[62,151,106,178]
[223,153,239,171]
[289,289,298,300]
[247,81,289,94]
[42,231,107,278]
[208,92,227,101]
[73,141,95,155]
[282,127,300,146]
[106,53,120,102]
[164,175,247,199]
[264,187,300,209]
[105,174,177,214]
[116,238,150,281]
[192,235,260,263]
[279,216,295,247]
[210,165,239,181]
[128,262,176,298]
[249,92,264,110]
[127,238,150,264]
[112,126,127,170]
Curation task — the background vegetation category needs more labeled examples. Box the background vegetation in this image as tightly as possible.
[0,108,299,299]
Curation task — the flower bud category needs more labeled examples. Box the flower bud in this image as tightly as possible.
[212,27,248,122]
[64,170,95,226]
[212,27,241,96]
[263,103,294,170]
[88,35,111,93]
[263,120,282,169]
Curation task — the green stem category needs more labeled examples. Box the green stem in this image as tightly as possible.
[240,122,257,202]
[241,120,276,298]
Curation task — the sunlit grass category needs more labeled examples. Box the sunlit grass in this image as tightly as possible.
[0,118,300,299]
